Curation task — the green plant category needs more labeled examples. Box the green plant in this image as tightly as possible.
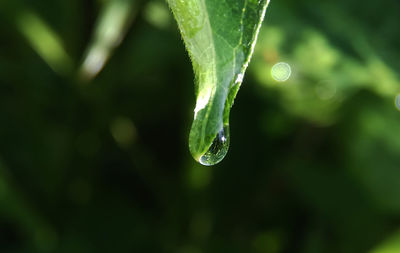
[167,0,270,165]
[2,0,270,166]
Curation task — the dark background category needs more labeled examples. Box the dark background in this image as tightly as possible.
[1,0,400,252]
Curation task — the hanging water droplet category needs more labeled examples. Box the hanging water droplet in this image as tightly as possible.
[198,125,230,166]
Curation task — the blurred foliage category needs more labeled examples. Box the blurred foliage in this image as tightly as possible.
[0,0,400,252]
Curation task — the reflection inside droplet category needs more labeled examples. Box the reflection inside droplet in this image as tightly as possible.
[271,62,291,82]
[199,125,230,166]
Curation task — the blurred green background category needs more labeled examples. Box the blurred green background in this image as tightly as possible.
[1,0,400,252]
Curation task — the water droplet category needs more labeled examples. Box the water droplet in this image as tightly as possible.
[235,73,244,85]
[199,125,230,166]
[271,62,291,82]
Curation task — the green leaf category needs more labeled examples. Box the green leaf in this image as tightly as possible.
[371,229,400,253]
[80,0,137,80]
[167,0,270,165]
[17,9,73,75]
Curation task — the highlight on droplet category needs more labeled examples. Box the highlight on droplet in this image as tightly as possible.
[394,94,400,111]
[271,62,291,82]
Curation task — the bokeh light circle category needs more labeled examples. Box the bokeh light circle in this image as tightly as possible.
[395,94,400,111]
[271,62,291,82]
